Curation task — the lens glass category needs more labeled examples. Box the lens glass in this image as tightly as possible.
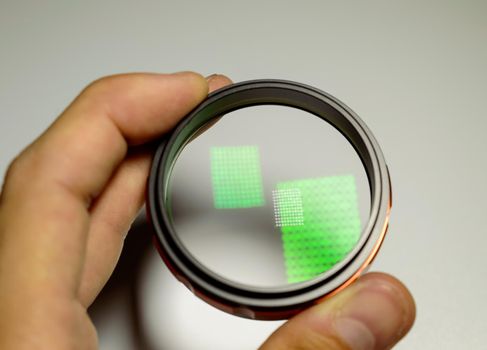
[167,106,370,288]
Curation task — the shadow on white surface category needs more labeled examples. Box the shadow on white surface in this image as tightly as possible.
[90,217,284,350]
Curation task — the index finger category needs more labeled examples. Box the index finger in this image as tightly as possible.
[0,72,208,298]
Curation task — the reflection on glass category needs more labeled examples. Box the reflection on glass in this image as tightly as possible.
[276,176,361,283]
[211,146,265,209]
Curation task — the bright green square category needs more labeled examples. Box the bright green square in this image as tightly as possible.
[276,175,361,283]
[211,146,265,209]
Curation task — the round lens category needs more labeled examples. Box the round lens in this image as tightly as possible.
[167,105,371,289]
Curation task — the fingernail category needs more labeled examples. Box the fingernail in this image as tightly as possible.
[332,277,412,350]
[205,74,219,82]
[334,318,375,350]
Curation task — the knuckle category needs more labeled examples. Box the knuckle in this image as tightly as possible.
[87,75,116,90]
[4,154,28,184]
[79,75,129,112]
[3,148,40,192]
[1,157,24,199]
[83,74,124,98]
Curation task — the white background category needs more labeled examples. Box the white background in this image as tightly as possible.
[1,1,486,349]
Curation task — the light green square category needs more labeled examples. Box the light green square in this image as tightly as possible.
[273,188,304,227]
[211,146,265,209]
[276,175,361,283]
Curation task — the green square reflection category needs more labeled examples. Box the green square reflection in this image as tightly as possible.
[273,188,305,227]
[276,175,361,283]
[211,146,265,209]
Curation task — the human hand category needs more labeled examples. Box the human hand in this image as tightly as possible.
[0,72,415,349]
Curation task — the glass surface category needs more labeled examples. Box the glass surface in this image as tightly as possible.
[168,105,370,288]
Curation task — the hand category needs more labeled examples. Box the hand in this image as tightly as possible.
[0,72,415,350]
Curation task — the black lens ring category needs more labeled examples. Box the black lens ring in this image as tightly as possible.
[147,79,390,318]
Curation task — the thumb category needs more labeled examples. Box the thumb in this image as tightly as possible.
[260,273,416,350]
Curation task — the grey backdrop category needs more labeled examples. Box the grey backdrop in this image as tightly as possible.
[1,1,486,349]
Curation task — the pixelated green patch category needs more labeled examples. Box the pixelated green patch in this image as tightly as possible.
[273,188,304,227]
[276,175,361,283]
[211,146,265,209]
